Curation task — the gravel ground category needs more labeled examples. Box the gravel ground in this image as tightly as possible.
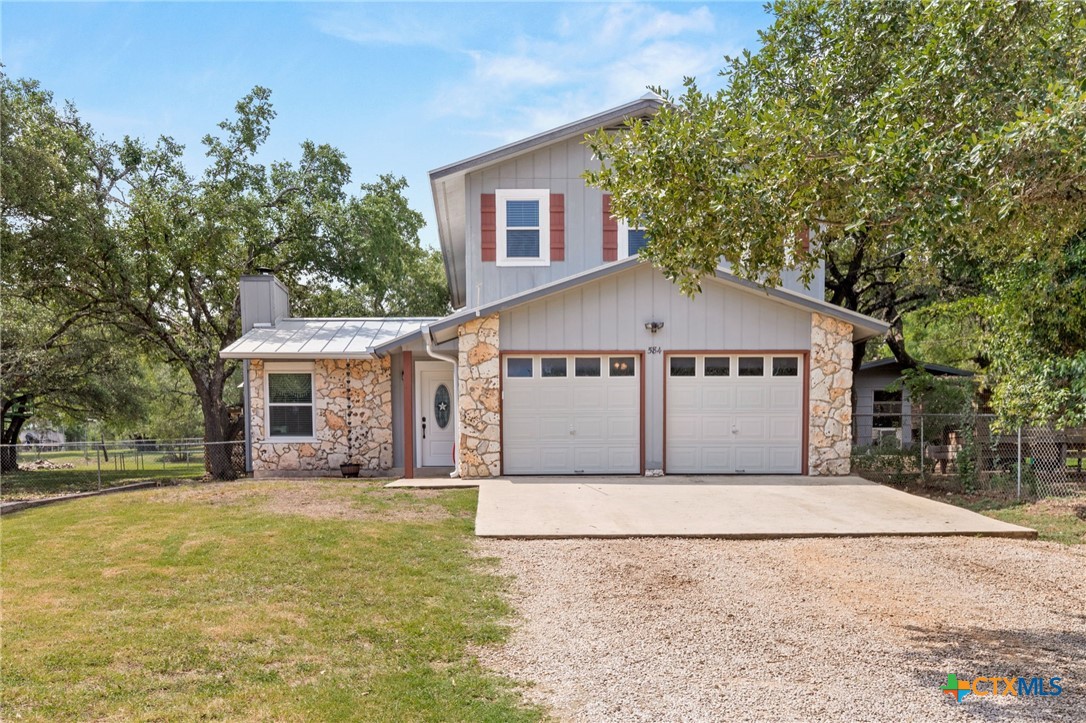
[476,537,1086,722]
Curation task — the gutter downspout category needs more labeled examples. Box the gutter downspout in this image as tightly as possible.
[423,325,461,478]
[243,359,253,474]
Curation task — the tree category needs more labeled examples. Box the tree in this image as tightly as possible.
[2,76,447,477]
[0,299,144,471]
[586,0,1086,375]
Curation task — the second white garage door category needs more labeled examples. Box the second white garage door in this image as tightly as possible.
[503,354,641,474]
[666,354,804,474]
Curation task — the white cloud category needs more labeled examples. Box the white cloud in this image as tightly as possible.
[429,4,733,139]
[469,51,564,87]
[313,3,737,143]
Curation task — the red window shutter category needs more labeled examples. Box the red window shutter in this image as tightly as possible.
[602,194,618,262]
[481,193,496,262]
[796,226,811,255]
[550,193,565,261]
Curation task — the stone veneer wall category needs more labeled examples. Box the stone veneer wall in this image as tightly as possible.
[808,313,855,475]
[457,314,501,478]
[249,358,393,474]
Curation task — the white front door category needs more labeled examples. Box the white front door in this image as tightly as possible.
[417,363,455,467]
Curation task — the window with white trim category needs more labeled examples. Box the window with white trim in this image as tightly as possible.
[265,364,316,439]
[617,218,650,259]
[496,189,550,266]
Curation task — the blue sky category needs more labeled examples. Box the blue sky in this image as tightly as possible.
[3,2,771,247]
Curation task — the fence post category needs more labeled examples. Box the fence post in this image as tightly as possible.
[1016,426,1022,499]
[919,415,925,482]
[96,447,102,490]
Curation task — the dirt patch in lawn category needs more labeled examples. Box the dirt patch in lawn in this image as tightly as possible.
[148,481,453,522]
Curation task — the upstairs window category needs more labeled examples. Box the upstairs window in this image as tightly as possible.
[617,218,650,259]
[496,189,550,267]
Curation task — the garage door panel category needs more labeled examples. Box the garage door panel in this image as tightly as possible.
[573,387,604,409]
[703,387,736,409]
[539,388,574,410]
[735,417,766,439]
[769,386,802,409]
[670,416,702,442]
[736,386,767,409]
[667,354,803,474]
[537,417,571,442]
[670,386,702,408]
[768,446,801,472]
[735,446,768,472]
[768,416,801,441]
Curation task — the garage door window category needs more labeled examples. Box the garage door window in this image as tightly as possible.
[704,357,730,377]
[609,357,636,377]
[772,357,799,376]
[541,358,567,377]
[738,357,764,377]
[670,357,696,377]
[575,358,601,377]
[507,358,533,377]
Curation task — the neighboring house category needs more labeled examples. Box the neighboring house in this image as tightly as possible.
[18,426,66,446]
[853,358,974,447]
[221,96,889,479]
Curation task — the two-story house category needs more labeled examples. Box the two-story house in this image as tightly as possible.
[221,96,888,479]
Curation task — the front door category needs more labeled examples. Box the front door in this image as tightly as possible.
[417,363,455,467]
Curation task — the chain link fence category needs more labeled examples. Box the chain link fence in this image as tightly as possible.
[852,412,1086,498]
[0,439,246,502]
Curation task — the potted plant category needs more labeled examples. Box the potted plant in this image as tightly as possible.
[340,359,361,478]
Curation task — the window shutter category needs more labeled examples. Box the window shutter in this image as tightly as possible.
[796,226,811,255]
[481,193,496,262]
[602,194,618,262]
[550,193,565,261]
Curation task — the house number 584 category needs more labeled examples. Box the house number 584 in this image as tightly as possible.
[647,346,663,355]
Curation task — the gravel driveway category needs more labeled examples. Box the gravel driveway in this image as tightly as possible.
[476,537,1085,722]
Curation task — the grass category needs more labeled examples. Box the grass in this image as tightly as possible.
[2,450,206,501]
[0,480,543,721]
[924,491,1086,545]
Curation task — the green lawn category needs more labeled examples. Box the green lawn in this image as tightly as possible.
[1,480,542,721]
[2,449,206,501]
[936,492,1086,545]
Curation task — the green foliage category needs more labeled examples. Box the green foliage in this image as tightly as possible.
[1,74,447,468]
[894,368,975,417]
[586,0,1086,425]
[588,1,1086,292]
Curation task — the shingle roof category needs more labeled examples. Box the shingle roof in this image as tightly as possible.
[220,318,439,360]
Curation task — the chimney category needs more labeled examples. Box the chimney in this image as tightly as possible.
[239,273,290,333]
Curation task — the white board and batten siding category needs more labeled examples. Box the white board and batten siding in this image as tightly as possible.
[499,263,813,472]
[463,135,826,309]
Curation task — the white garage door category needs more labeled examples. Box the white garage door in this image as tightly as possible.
[503,354,640,474]
[666,354,804,474]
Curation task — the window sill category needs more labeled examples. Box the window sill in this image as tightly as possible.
[496,258,551,267]
[258,438,318,444]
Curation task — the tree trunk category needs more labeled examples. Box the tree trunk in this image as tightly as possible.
[190,360,243,480]
[1,395,31,472]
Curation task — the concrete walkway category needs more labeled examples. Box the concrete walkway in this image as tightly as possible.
[474,475,1036,539]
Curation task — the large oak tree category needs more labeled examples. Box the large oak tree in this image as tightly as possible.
[587,0,1086,424]
[2,77,448,476]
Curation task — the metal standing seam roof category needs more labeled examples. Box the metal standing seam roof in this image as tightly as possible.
[220,318,440,360]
